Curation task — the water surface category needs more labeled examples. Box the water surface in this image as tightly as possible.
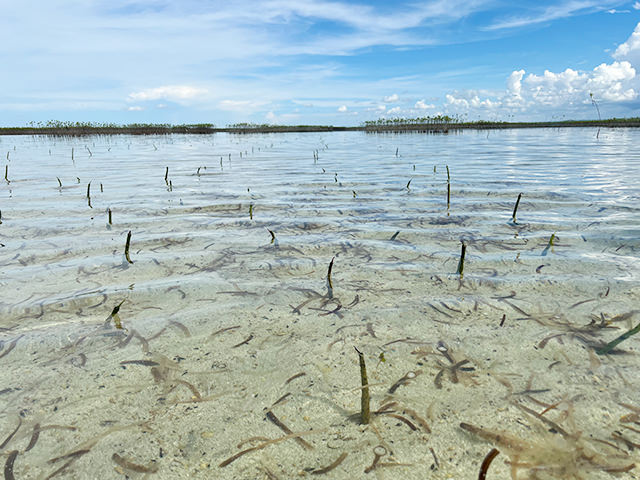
[1,128,639,479]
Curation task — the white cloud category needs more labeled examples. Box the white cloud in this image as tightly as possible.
[127,106,144,111]
[128,85,208,102]
[506,69,525,97]
[387,106,402,114]
[264,110,301,124]
[445,94,468,108]
[444,58,637,119]
[218,99,269,111]
[486,1,619,30]
[383,93,399,103]
[338,105,348,112]
[415,100,435,109]
[262,0,492,33]
[614,22,640,66]
[634,1,640,9]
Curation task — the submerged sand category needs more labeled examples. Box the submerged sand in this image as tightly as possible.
[1,130,639,479]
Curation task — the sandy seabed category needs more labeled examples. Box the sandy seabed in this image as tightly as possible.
[1,131,640,479]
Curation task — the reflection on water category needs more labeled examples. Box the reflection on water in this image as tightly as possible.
[0,128,639,479]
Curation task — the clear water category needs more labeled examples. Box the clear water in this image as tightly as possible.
[0,129,639,479]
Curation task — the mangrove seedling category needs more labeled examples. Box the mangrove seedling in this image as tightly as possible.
[596,321,640,355]
[86,182,92,208]
[479,448,500,480]
[590,92,601,139]
[4,165,8,183]
[109,299,126,330]
[390,231,400,241]
[456,242,466,277]
[107,208,112,226]
[406,179,412,190]
[124,230,133,264]
[100,183,103,193]
[249,204,253,219]
[326,256,335,298]
[512,192,522,224]
[541,233,556,256]
[447,183,451,210]
[164,166,169,185]
[355,347,370,425]
[267,228,278,247]
[57,177,62,188]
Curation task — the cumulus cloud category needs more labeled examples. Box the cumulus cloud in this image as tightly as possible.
[128,85,208,102]
[127,106,144,111]
[383,93,399,103]
[414,100,435,109]
[634,1,640,9]
[506,69,525,96]
[614,22,640,66]
[338,105,348,112]
[444,58,637,119]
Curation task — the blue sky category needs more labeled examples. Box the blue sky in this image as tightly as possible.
[1,0,640,126]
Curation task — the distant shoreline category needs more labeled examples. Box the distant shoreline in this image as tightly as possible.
[1,119,639,135]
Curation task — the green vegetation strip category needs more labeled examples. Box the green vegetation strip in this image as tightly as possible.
[1,118,640,136]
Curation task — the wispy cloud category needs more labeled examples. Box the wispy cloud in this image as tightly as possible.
[1,1,638,125]
[218,99,270,112]
[128,86,208,103]
[485,1,620,30]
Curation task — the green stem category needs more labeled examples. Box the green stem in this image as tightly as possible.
[596,322,640,355]
[512,193,522,223]
[125,230,133,264]
[456,242,466,277]
[355,347,370,424]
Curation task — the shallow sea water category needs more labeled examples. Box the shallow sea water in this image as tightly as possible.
[1,128,639,479]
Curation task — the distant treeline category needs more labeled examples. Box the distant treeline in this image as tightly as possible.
[1,117,639,135]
